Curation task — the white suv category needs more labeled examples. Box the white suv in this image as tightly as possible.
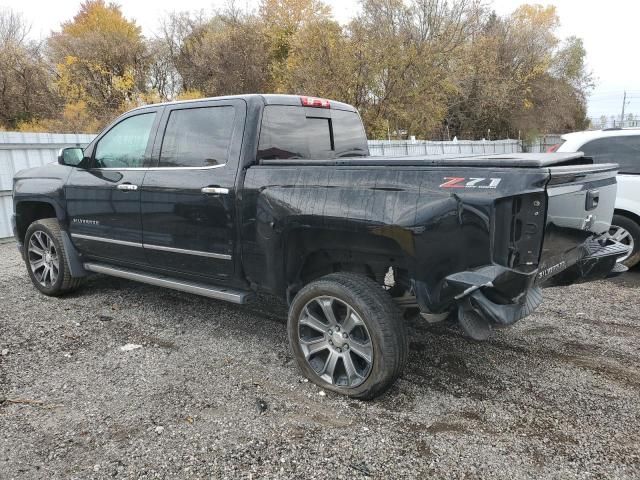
[555,128,640,267]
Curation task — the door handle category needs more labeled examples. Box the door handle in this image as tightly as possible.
[586,189,599,211]
[201,187,229,195]
[117,183,138,191]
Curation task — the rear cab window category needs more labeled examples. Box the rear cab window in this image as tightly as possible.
[159,105,236,168]
[257,105,368,160]
[581,135,640,174]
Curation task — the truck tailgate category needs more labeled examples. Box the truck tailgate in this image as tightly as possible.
[538,163,619,280]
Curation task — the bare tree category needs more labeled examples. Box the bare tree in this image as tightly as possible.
[0,9,60,129]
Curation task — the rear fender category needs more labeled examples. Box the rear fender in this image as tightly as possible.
[283,227,407,293]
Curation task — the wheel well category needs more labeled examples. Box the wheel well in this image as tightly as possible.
[298,250,377,283]
[15,202,57,242]
[614,209,640,227]
[284,229,410,300]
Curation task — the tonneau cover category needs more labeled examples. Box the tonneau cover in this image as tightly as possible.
[261,152,597,168]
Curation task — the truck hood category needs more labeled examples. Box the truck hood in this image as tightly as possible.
[13,163,74,183]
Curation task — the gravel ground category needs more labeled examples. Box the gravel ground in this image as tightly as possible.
[1,242,639,479]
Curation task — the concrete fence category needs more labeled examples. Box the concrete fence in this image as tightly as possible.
[0,133,521,240]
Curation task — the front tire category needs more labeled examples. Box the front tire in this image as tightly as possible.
[24,218,82,296]
[610,214,640,268]
[288,272,408,399]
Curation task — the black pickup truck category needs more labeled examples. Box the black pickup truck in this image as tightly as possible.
[12,94,629,399]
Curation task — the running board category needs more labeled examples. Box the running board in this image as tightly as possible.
[83,262,253,304]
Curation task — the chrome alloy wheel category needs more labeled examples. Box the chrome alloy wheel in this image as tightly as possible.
[28,230,59,287]
[297,296,373,388]
[609,224,634,263]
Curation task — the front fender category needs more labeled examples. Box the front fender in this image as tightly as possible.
[13,164,74,223]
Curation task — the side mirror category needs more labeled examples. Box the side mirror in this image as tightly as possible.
[58,147,84,167]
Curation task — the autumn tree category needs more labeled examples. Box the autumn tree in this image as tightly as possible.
[2,0,593,139]
[346,0,483,138]
[159,7,270,98]
[446,5,591,139]
[46,0,148,130]
[283,18,354,101]
[259,0,331,92]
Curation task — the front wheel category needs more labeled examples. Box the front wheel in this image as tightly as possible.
[610,214,640,268]
[24,218,82,296]
[288,272,408,399]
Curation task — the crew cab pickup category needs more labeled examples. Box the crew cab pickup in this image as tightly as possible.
[12,94,630,399]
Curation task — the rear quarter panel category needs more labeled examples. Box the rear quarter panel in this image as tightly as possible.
[241,165,549,296]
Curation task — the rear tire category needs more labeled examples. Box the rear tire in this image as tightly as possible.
[610,214,640,268]
[288,272,408,400]
[24,218,83,296]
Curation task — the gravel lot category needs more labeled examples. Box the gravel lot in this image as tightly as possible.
[1,242,639,479]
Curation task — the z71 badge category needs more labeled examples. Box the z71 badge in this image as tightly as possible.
[439,177,502,189]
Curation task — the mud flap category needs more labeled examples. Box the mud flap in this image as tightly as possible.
[61,230,89,278]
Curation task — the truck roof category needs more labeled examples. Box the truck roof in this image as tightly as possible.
[129,94,358,113]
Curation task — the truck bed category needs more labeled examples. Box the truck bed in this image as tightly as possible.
[260,152,601,168]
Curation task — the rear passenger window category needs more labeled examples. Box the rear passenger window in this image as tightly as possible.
[257,105,368,160]
[159,106,235,168]
[581,136,640,174]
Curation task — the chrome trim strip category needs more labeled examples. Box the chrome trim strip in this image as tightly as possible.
[143,243,232,260]
[71,233,143,248]
[201,187,229,195]
[83,262,251,304]
[94,163,227,171]
[70,233,232,260]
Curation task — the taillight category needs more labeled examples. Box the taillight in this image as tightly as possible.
[300,96,330,108]
[546,143,561,152]
[493,193,546,270]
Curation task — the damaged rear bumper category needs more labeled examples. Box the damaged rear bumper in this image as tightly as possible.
[414,235,630,340]
[443,266,543,340]
[543,237,630,286]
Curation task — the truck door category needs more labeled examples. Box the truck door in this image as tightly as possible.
[140,99,246,282]
[66,108,160,265]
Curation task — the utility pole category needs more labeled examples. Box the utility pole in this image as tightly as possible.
[621,91,627,128]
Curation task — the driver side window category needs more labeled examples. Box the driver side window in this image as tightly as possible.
[94,112,156,168]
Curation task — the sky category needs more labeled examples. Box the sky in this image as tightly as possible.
[2,0,638,120]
